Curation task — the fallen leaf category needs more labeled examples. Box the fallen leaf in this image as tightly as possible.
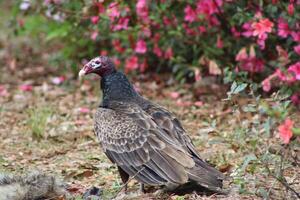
[176,99,192,107]
[51,76,66,85]
[75,170,94,179]
[19,84,33,92]
[169,91,180,99]
[194,101,203,107]
[0,85,9,97]
[78,107,90,113]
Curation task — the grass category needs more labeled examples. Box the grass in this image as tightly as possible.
[26,107,54,140]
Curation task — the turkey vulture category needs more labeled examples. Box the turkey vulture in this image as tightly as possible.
[79,56,225,193]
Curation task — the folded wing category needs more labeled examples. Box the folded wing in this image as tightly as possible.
[94,101,195,186]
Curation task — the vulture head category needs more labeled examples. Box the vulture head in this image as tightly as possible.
[79,56,115,77]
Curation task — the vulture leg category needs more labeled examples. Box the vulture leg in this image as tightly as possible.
[118,166,129,192]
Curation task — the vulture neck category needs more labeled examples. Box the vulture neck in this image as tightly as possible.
[101,71,141,107]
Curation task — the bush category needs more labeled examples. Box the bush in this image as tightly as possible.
[12,0,299,101]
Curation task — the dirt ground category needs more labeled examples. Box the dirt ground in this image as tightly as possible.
[0,64,299,200]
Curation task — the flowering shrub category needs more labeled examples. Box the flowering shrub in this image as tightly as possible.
[13,0,299,100]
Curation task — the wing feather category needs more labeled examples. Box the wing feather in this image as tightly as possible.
[94,101,195,185]
[143,102,225,187]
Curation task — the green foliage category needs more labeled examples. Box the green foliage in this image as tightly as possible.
[9,0,299,97]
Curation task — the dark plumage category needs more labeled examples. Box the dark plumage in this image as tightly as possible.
[79,56,225,193]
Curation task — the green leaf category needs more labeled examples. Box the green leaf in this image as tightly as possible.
[232,82,248,94]
[46,23,71,41]
[240,154,257,173]
[292,128,300,136]
[228,82,248,98]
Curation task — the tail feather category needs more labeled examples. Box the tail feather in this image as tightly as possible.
[188,158,225,193]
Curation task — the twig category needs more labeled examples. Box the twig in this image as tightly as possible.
[113,167,145,198]
[264,162,300,199]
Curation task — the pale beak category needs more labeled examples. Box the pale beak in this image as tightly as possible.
[78,68,86,78]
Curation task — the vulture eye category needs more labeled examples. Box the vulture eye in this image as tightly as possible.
[95,61,100,65]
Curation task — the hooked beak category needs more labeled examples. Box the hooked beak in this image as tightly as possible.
[78,64,91,78]
[78,68,86,77]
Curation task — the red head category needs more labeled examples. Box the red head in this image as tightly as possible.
[79,56,116,77]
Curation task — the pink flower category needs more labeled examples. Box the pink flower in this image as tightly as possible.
[288,62,300,80]
[277,18,291,38]
[278,118,294,144]
[184,5,197,22]
[291,31,300,42]
[288,3,294,15]
[136,0,150,23]
[240,58,264,73]
[262,78,271,92]
[112,17,129,31]
[133,84,141,93]
[275,69,288,82]
[112,39,125,53]
[153,33,160,43]
[125,56,139,73]
[135,39,147,54]
[252,18,273,38]
[194,101,203,107]
[183,23,197,35]
[209,60,221,75]
[19,84,33,92]
[176,99,192,107]
[242,22,253,37]
[163,16,172,26]
[198,26,206,33]
[139,58,148,72]
[74,120,87,125]
[100,50,107,56]
[236,47,264,73]
[90,31,98,41]
[196,0,222,16]
[257,33,267,49]
[194,68,201,82]
[79,107,90,113]
[95,2,105,14]
[107,2,120,21]
[291,93,300,105]
[235,48,248,61]
[169,92,180,99]
[141,26,151,37]
[208,16,220,26]
[216,35,223,48]
[276,68,296,84]
[164,47,173,59]
[90,16,99,24]
[276,45,290,65]
[153,44,163,57]
[51,76,65,85]
[18,19,25,27]
[0,85,9,97]
[294,44,300,55]
[231,27,241,38]
[254,11,263,19]
[112,58,121,68]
